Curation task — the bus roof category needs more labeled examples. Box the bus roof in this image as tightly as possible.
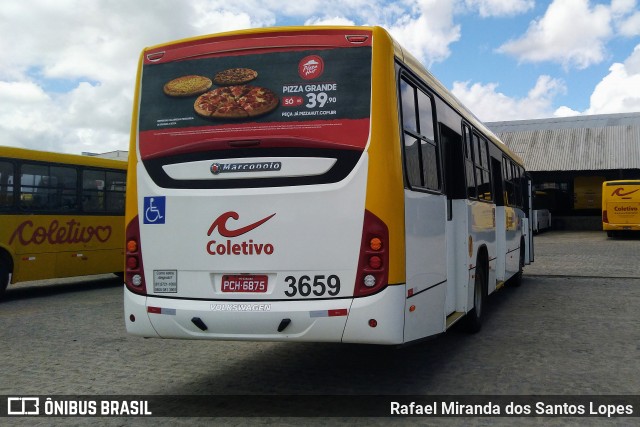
[0,146,127,170]
[605,180,640,185]
[142,25,375,52]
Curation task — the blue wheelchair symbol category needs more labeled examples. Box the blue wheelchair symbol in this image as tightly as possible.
[144,197,166,224]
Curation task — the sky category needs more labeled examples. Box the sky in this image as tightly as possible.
[1,0,639,155]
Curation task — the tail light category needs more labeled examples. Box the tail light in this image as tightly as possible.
[602,210,608,223]
[125,216,147,295]
[354,210,389,297]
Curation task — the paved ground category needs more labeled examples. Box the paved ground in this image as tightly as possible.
[1,231,639,426]
[525,230,640,278]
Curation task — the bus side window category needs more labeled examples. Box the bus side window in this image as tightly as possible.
[477,136,492,201]
[400,79,421,188]
[399,75,440,192]
[51,166,77,211]
[0,161,14,209]
[83,169,106,212]
[20,163,48,211]
[417,89,439,191]
[503,158,513,206]
[106,171,126,213]
[512,163,521,208]
[464,126,476,199]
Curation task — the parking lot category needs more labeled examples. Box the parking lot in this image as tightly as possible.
[1,231,639,426]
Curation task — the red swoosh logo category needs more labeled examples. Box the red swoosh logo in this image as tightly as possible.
[207,211,276,238]
[612,188,640,197]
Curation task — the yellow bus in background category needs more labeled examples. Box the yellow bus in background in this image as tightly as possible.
[602,180,640,237]
[0,147,126,296]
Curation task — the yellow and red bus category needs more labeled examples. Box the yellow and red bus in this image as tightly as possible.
[602,180,640,237]
[124,26,533,345]
[0,147,126,296]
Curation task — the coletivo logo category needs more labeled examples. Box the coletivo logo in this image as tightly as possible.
[298,55,324,80]
[206,211,275,255]
[612,188,639,197]
[9,219,112,246]
[208,211,275,237]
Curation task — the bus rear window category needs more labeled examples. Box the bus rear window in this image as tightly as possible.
[138,39,372,160]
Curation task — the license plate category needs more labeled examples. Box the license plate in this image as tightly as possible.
[221,275,268,293]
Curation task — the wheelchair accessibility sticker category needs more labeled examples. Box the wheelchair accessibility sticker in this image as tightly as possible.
[144,196,166,224]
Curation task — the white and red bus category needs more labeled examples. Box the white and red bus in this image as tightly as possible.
[124,26,533,345]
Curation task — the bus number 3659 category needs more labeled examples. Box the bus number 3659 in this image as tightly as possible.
[284,275,341,297]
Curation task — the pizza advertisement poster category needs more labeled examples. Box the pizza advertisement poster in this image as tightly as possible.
[138,46,372,160]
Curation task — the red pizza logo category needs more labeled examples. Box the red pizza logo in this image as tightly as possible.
[299,55,324,80]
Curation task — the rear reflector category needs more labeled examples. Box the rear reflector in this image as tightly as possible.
[368,255,382,269]
[126,256,139,269]
[328,309,348,317]
[147,306,176,315]
[310,309,348,318]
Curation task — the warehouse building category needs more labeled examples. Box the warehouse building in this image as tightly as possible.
[487,112,640,229]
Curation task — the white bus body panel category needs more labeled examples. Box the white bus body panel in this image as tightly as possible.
[494,206,507,282]
[125,288,159,337]
[125,283,406,344]
[468,200,497,294]
[402,190,448,341]
[403,281,446,342]
[450,199,471,314]
[136,154,367,302]
[126,153,410,344]
[504,208,525,280]
[342,285,406,344]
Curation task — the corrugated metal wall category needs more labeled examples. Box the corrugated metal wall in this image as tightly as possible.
[487,113,640,172]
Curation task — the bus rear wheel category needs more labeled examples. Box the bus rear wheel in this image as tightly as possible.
[465,259,487,333]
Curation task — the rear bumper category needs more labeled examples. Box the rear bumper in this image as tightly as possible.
[124,284,405,344]
[603,223,640,231]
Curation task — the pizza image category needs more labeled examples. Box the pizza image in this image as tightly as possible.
[163,75,213,97]
[194,85,279,119]
[213,68,258,86]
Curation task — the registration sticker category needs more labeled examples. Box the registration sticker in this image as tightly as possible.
[153,270,177,293]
